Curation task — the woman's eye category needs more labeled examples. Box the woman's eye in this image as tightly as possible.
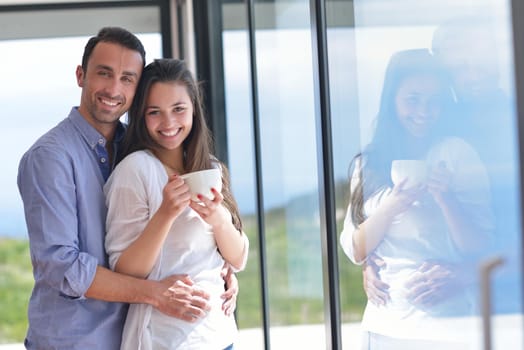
[146,110,159,116]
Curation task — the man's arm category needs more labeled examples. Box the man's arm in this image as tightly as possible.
[18,146,98,298]
[86,266,211,322]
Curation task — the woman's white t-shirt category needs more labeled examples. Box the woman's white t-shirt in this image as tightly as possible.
[105,150,248,350]
[340,137,493,342]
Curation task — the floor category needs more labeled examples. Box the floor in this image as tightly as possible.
[1,315,522,349]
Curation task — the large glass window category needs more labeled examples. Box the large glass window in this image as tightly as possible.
[222,0,523,348]
[222,1,327,348]
[329,0,522,349]
[221,5,265,347]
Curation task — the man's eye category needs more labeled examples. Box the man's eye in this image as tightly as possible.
[122,76,134,84]
[98,71,110,77]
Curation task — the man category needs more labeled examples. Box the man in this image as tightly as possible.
[432,16,520,315]
[17,27,237,349]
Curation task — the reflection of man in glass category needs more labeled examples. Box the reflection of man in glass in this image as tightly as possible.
[431,16,521,315]
[340,49,493,349]
[431,17,515,162]
[360,16,521,341]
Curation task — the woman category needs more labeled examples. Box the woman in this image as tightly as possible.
[340,49,493,349]
[105,58,249,350]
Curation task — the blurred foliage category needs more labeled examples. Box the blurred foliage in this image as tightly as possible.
[0,238,32,343]
[236,179,366,329]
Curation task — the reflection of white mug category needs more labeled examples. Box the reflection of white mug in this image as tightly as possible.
[391,160,428,189]
[180,168,222,201]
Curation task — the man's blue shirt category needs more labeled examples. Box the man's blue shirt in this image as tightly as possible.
[17,107,127,349]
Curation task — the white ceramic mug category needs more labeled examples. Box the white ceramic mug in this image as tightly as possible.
[180,168,222,201]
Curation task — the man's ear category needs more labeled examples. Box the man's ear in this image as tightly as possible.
[76,65,84,87]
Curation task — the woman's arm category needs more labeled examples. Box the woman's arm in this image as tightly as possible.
[190,188,248,271]
[351,194,398,262]
[107,173,191,278]
[351,181,423,262]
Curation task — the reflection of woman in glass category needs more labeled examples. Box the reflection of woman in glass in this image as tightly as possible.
[340,49,493,349]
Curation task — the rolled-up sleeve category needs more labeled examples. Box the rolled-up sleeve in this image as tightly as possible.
[18,146,98,299]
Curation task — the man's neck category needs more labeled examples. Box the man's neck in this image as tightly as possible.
[100,124,118,143]
[77,106,119,143]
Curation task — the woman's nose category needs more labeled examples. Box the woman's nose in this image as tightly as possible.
[160,112,176,125]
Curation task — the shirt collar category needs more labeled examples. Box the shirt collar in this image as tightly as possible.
[68,107,125,149]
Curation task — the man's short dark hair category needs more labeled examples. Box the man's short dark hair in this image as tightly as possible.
[81,27,146,71]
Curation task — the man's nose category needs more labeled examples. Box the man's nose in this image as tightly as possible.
[103,78,123,96]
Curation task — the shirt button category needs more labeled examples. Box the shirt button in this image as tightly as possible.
[100,157,107,163]
[98,139,104,145]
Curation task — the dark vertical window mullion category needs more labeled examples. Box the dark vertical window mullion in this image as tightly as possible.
[175,0,185,59]
[309,0,341,349]
[246,0,270,349]
[159,0,173,58]
[510,0,524,335]
[193,0,228,163]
